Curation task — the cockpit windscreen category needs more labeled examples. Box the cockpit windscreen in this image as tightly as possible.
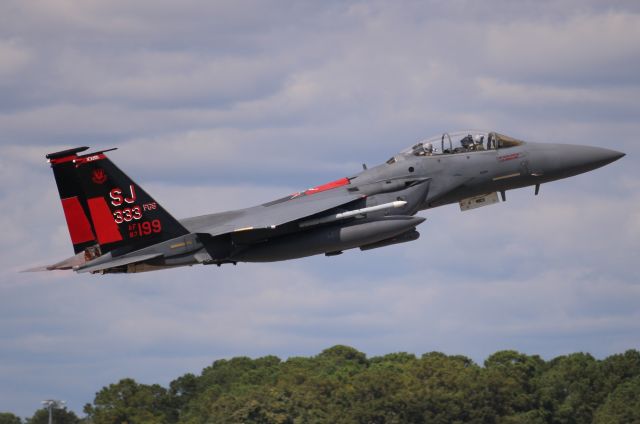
[387,131,524,163]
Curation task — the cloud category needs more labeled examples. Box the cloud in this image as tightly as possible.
[483,12,640,86]
[476,78,640,116]
[0,39,32,78]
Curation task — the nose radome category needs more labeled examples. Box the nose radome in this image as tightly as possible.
[527,142,625,181]
[571,145,625,169]
[604,148,625,163]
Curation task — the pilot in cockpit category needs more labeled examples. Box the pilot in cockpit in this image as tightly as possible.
[413,141,434,156]
[473,134,485,150]
[424,142,434,155]
[460,134,474,149]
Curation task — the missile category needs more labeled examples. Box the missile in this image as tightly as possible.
[299,200,407,228]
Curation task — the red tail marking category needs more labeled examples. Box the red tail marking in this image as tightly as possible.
[91,168,107,184]
[304,177,350,195]
[87,197,123,244]
[49,155,77,165]
[74,153,107,165]
[61,197,95,244]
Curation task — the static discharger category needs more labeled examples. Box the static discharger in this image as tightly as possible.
[299,201,407,228]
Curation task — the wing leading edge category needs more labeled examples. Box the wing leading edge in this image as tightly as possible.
[184,188,366,237]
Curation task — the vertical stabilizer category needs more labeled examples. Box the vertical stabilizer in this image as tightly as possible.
[72,150,188,255]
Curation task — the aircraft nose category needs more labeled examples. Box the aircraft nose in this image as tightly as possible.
[537,143,626,179]
[569,145,625,170]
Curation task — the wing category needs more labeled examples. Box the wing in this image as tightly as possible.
[21,251,87,272]
[182,188,366,237]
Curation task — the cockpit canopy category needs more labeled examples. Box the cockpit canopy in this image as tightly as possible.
[388,131,524,164]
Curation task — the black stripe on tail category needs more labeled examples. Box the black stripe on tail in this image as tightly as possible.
[46,147,97,254]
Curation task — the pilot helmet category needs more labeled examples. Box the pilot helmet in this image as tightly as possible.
[424,142,433,152]
[473,134,484,144]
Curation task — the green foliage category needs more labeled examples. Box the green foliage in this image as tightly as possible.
[26,408,79,424]
[317,345,368,366]
[80,347,640,424]
[482,350,545,419]
[534,352,603,423]
[593,375,640,423]
[599,349,640,393]
[83,378,174,424]
[0,412,21,424]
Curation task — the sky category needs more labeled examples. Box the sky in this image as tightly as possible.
[1,0,639,418]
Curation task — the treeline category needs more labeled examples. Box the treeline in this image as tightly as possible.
[4,346,640,423]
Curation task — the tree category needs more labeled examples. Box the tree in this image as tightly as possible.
[0,412,21,424]
[26,408,79,424]
[79,347,640,424]
[534,352,603,424]
[168,372,198,419]
[336,360,418,423]
[599,349,640,393]
[593,375,640,424]
[482,350,545,419]
[317,345,368,366]
[411,352,482,423]
[83,378,172,424]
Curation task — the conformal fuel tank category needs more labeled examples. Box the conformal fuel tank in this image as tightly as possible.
[235,216,425,262]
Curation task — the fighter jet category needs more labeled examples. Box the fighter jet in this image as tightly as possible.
[33,131,624,274]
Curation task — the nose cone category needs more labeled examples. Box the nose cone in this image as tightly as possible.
[568,145,625,170]
[534,143,625,180]
[528,143,625,182]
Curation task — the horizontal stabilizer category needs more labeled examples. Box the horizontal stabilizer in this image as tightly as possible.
[77,253,163,274]
[21,252,87,272]
[45,146,90,161]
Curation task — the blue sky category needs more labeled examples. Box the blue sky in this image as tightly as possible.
[1,0,639,417]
